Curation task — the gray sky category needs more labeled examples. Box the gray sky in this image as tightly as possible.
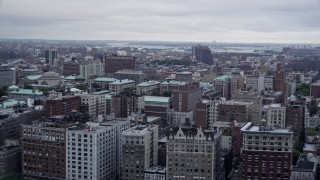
[1,0,320,43]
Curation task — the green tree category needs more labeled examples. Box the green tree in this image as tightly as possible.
[75,84,88,91]
[296,83,310,96]
[0,86,8,97]
[91,83,101,90]
[1,173,23,180]
[162,91,172,97]
[23,84,33,89]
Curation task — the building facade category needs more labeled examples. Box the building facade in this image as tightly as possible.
[21,122,66,180]
[122,125,158,180]
[105,56,136,74]
[241,122,293,180]
[192,45,214,65]
[166,127,221,180]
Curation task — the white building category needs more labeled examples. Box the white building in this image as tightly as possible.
[136,80,161,95]
[108,79,135,95]
[305,115,320,128]
[80,94,106,117]
[66,121,129,180]
[80,60,103,82]
[246,75,273,94]
[122,125,158,179]
[266,103,286,128]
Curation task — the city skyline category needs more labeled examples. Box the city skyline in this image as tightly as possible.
[0,0,320,43]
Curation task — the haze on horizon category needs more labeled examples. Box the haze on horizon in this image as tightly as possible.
[1,0,320,44]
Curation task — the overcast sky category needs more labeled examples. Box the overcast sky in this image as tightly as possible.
[1,0,320,43]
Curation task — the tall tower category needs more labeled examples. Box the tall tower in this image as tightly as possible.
[121,125,158,179]
[45,49,58,66]
[192,45,214,65]
[273,63,286,92]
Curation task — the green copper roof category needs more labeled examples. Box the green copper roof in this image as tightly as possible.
[8,89,43,96]
[160,80,186,86]
[144,96,171,104]
[137,80,161,87]
[109,79,135,85]
[94,77,118,82]
[214,75,232,81]
[26,75,42,81]
[0,100,26,108]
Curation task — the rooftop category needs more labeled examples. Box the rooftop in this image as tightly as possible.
[26,74,42,81]
[160,80,186,86]
[176,71,192,75]
[137,80,161,87]
[144,96,171,104]
[8,89,43,96]
[241,122,292,134]
[292,154,316,172]
[214,75,232,81]
[144,166,166,174]
[93,77,118,82]
[109,79,135,85]
[122,125,157,136]
[0,99,26,108]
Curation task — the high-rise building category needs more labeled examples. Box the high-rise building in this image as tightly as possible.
[66,121,130,180]
[62,62,80,76]
[45,49,58,66]
[121,125,158,180]
[214,75,232,100]
[0,139,21,179]
[45,96,81,117]
[80,94,106,117]
[286,104,305,144]
[273,63,286,94]
[192,45,214,65]
[241,122,293,180]
[232,91,262,124]
[172,82,202,112]
[245,75,274,94]
[0,64,15,86]
[80,60,103,82]
[105,56,136,74]
[195,100,217,129]
[266,103,286,129]
[215,100,253,124]
[22,122,67,180]
[311,82,320,98]
[111,95,139,118]
[166,127,222,180]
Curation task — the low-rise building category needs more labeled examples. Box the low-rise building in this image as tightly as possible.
[136,80,161,95]
[109,79,135,95]
[291,154,318,180]
[144,166,166,180]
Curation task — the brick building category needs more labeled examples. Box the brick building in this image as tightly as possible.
[105,55,136,74]
[241,122,293,180]
[21,122,67,180]
[45,96,80,117]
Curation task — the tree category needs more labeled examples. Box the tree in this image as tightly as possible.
[75,84,88,91]
[1,173,23,180]
[296,83,310,96]
[162,91,172,97]
[91,83,101,90]
[0,86,8,97]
